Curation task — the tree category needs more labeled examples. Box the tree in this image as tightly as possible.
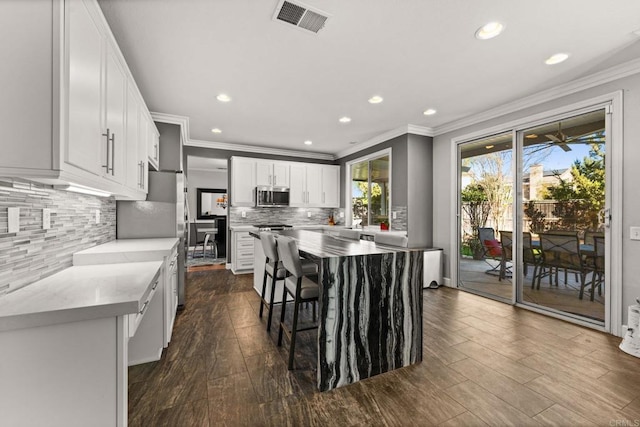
[545,143,605,230]
[461,183,491,258]
[467,152,512,232]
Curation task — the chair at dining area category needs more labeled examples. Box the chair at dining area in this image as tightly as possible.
[338,229,362,240]
[535,232,587,293]
[498,230,512,281]
[192,219,218,259]
[582,234,605,301]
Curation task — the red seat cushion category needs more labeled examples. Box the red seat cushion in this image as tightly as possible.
[484,239,502,257]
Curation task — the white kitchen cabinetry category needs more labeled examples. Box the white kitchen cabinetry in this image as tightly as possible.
[232,231,255,273]
[290,163,323,207]
[0,0,152,200]
[321,165,340,207]
[128,270,164,365]
[147,116,160,171]
[165,246,179,343]
[124,85,147,192]
[256,160,289,187]
[231,157,257,206]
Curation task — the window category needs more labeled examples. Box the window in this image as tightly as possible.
[349,151,390,227]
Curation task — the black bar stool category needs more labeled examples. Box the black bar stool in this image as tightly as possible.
[276,236,319,370]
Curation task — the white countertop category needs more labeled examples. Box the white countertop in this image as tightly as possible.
[0,261,163,332]
[230,224,406,236]
[73,237,178,265]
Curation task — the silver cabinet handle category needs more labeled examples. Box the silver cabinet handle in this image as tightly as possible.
[155,144,158,161]
[110,133,115,175]
[102,128,110,171]
[152,280,158,291]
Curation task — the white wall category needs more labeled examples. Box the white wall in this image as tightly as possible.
[432,72,640,328]
[186,169,228,221]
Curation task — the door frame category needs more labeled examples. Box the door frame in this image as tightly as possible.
[450,91,623,335]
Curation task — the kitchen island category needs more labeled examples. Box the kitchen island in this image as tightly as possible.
[252,229,424,391]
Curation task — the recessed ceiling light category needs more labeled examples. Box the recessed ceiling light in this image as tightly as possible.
[368,96,383,104]
[216,93,231,102]
[545,53,569,65]
[304,140,313,145]
[475,22,504,40]
[211,128,222,134]
[339,116,352,123]
[525,133,537,139]
[485,145,494,149]
[349,141,358,145]
[423,108,437,116]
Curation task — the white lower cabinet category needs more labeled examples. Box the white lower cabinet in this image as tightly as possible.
[232,231,255,273]
[165,247,179,344]
[128,270,164,365]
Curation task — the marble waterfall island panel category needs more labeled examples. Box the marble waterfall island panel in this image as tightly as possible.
[318,250,423,391]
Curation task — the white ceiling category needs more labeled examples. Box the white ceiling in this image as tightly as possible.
[98,0,640,157]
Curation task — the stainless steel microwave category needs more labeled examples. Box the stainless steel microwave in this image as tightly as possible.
[255,186,290,207]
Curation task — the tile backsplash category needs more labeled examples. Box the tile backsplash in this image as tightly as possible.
[0,178,116,294]
[229,206,344,226]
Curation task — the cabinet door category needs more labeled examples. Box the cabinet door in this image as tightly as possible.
[125,86,140,190]
[231,158,256,206]
[289,164,306,207]
[272,162,289,187]
[66,0,103,175]
[321,165,340,207]
[104,44,126,184]
[138,106,148,192]
[147,118,159,170]
[306,164,323,206]
[255,161,273,186]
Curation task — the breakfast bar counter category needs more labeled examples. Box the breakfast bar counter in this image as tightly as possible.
[252,229,424,391]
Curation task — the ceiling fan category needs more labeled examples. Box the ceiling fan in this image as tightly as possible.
[544,122,605,152]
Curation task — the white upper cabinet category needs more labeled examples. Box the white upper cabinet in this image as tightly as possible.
[321,165,340,208]
[147,117,160,171]
[233,157,340,208]
[65,0,103,176]
[0,0,153,200]
[231,157,256,206]
[256,160,289,187]
[103,41,127,184]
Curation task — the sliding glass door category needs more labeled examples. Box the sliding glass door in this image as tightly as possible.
[457,107,608,326]
[518,110,606,323]
[458,132,513,302]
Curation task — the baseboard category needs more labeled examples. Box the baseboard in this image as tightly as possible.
[443,277,453,288]
[128,348,163,367]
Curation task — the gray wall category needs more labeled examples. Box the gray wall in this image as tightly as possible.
[337,133,434,247]
[156,122,182,171]
[432,72,640,326]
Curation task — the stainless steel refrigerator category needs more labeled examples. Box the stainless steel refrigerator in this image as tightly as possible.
[117,171,188,307]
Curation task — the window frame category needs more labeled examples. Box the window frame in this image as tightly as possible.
[344,148,392,230]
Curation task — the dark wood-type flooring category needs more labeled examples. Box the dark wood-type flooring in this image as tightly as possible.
[129,269,640,426]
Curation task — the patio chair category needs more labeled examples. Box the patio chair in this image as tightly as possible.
[582,235,605,301]
[535,233,587,294]
[498,230,513,281]
[478,227,502,275]
[523,232,542,287]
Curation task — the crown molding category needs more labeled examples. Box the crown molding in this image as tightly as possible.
[335,124,434,159]
[433,57,640,136]
[150,112,335,161]
[185,138,335,161]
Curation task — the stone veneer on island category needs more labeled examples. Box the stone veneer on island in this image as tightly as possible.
[253,229,423,391]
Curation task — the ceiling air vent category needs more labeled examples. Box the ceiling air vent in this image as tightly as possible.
[273,0,330,34]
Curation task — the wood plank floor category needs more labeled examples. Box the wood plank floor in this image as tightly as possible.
[128,269,640,426]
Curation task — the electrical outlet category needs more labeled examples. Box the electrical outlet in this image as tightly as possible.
[95,209,100,224]
[631,226,640,240]
[8,207,19,233]
[307,211,312,218]
[241,211,246,218]
[43,209,51,230]
[393,211,397,219]
[339,212,344,218]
